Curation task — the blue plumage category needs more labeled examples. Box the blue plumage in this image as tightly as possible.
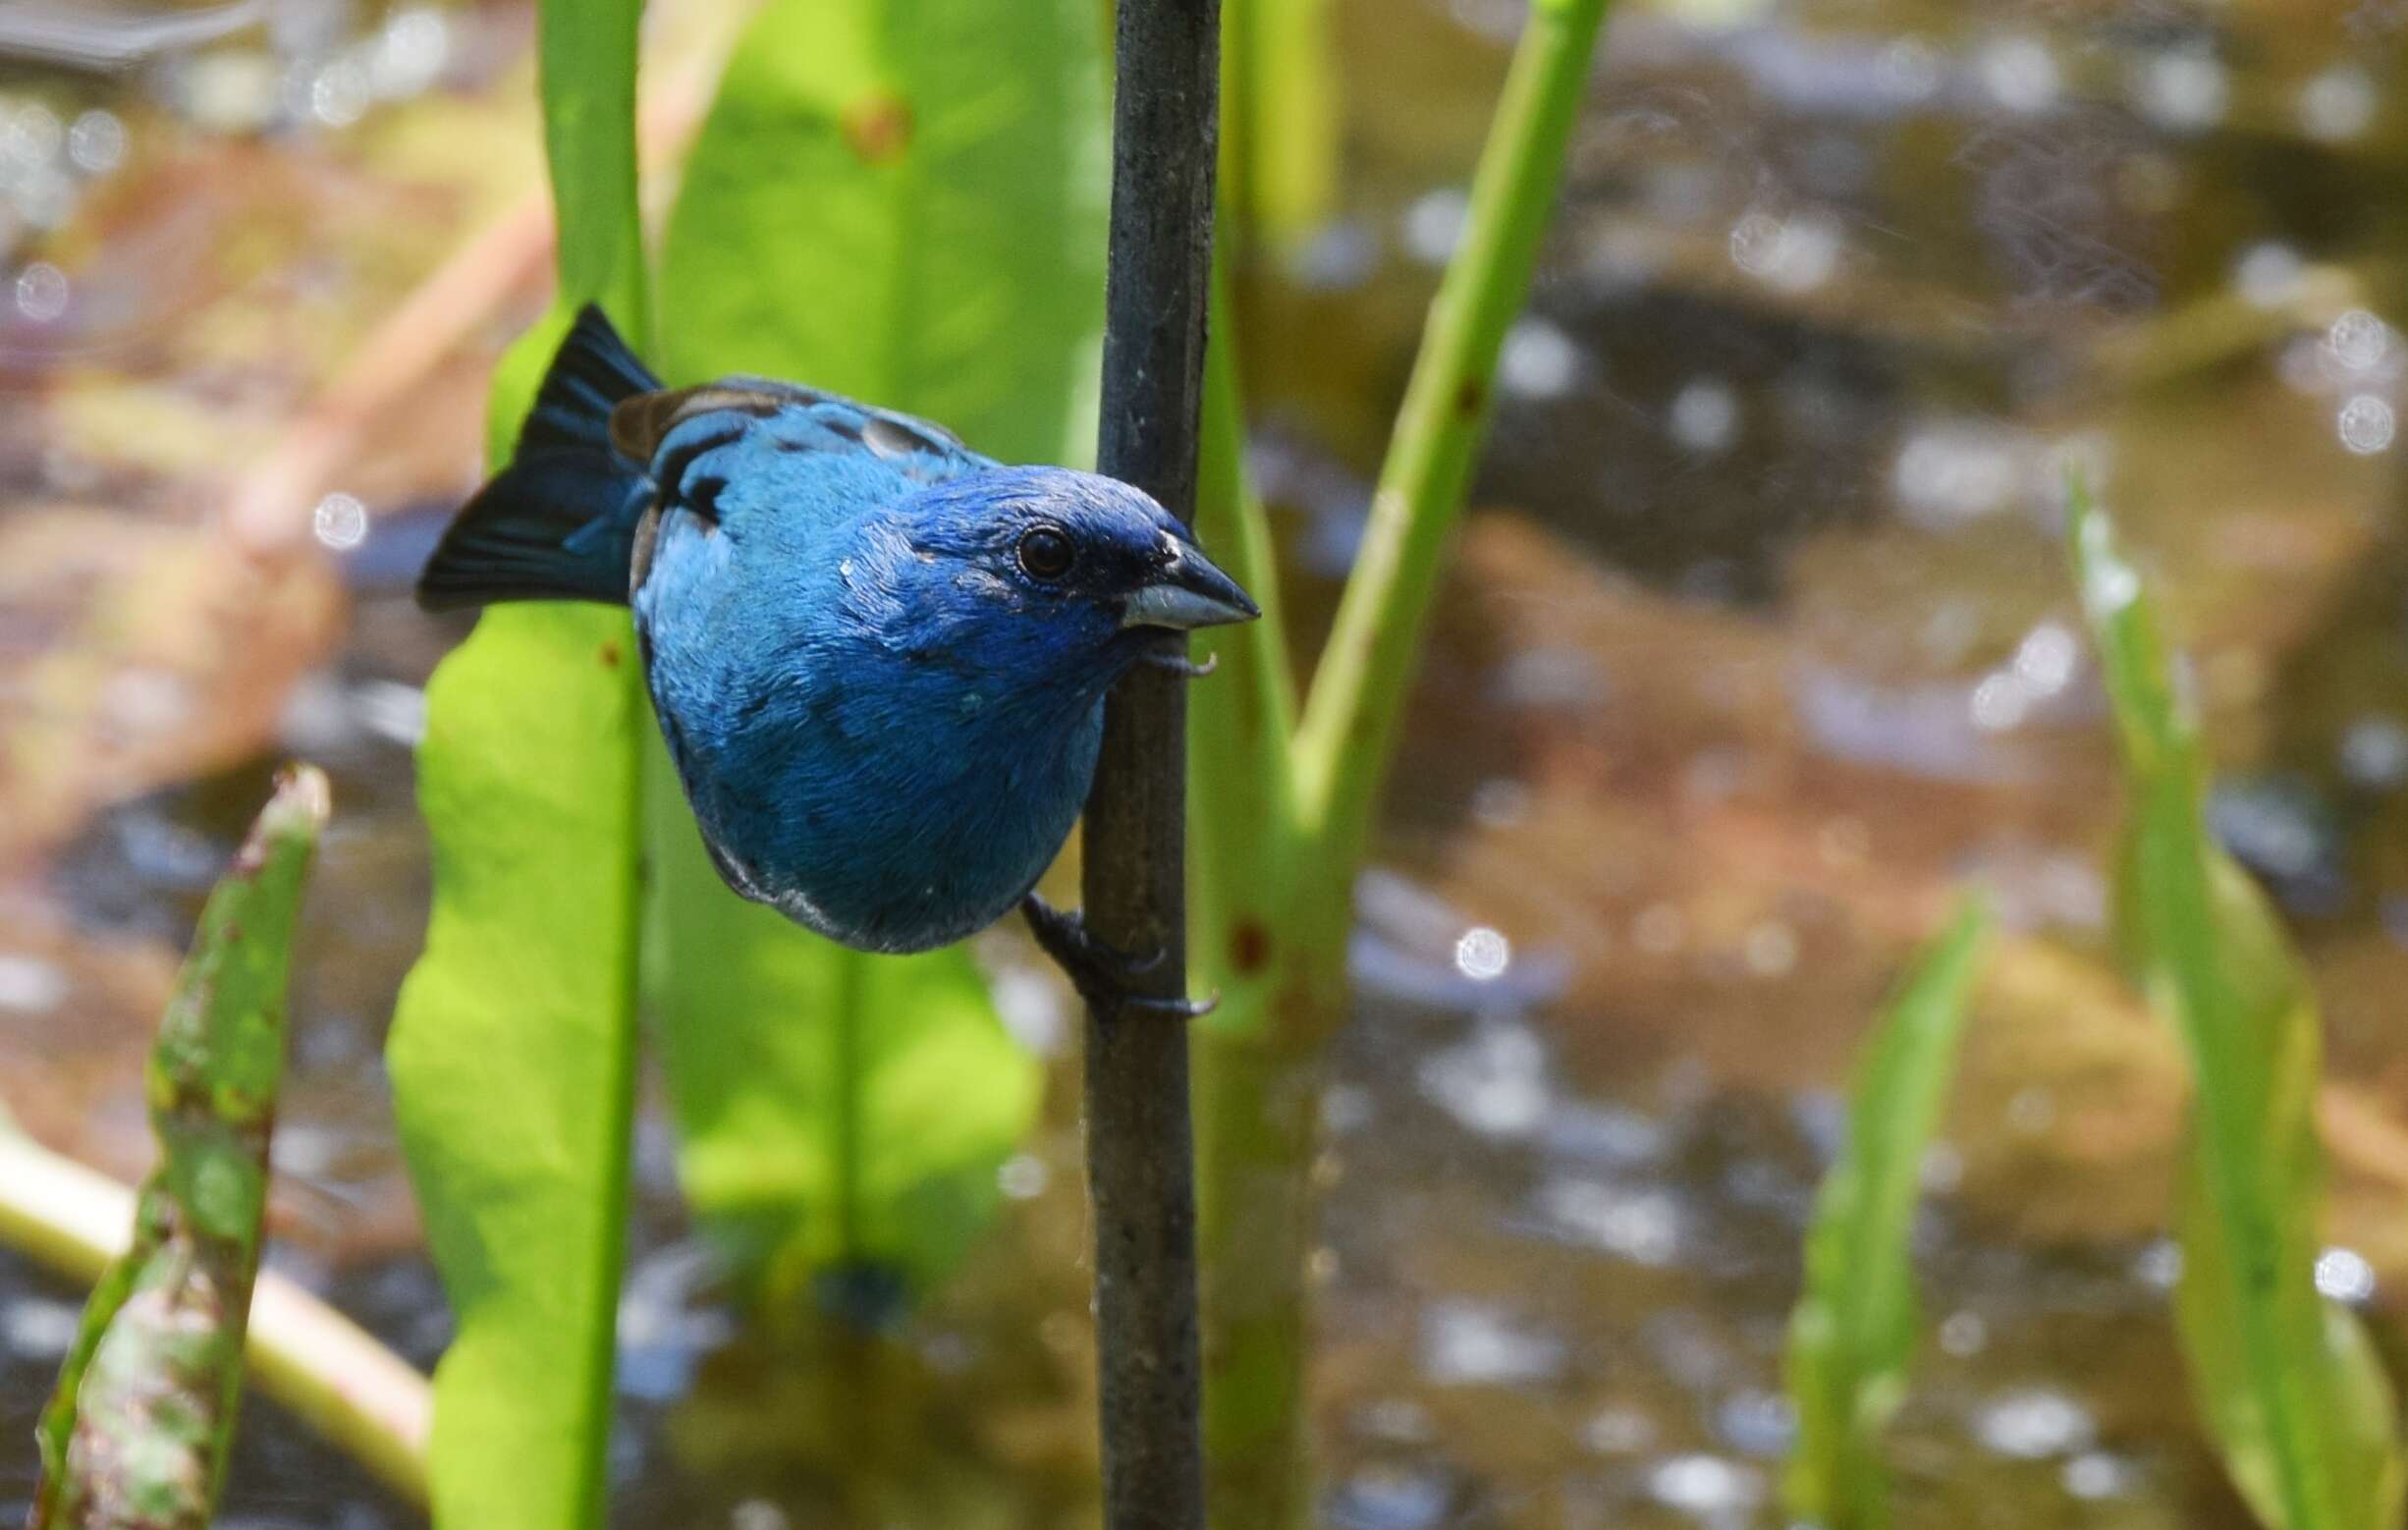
[420,306,1257,955]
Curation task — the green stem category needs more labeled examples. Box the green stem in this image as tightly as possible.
[0,1129,431,1506]
[1193,952,1343,1530]
[835,952,865,1265]
[1290,0,1611,876]
[1218,0,1341,252]
[1189,261,1304,1014]
[1188,3,1613,1519]
[1199,261,1297,739]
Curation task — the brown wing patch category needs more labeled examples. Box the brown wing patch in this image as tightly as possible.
[862,413,964,462]
[628,501,665,595]
[608,377,829,462]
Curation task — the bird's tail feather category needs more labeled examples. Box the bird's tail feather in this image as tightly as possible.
[416,304,663,612]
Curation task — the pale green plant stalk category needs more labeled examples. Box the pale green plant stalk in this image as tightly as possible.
[1291,0,1610,883]
[1187,1,1614,1520]
[1188,262,1303,997]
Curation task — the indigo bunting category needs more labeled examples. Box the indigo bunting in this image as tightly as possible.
[419,306,1256,991]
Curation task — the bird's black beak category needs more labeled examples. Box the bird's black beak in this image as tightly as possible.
[1121,536,1261,631]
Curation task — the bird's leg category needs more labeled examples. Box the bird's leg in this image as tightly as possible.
[1021,893,1217,1019]
[1138,646,1218,680]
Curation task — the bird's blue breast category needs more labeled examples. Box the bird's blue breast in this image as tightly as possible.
[628,402,1106,953]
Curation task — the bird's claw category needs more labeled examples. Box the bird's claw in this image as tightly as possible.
[1021,894,1217,1019]
[1140,646,1219,680]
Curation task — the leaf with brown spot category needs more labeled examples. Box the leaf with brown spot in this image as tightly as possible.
[31,766,327,1530]
[842,94,914,164]
[641,0,1106,1300]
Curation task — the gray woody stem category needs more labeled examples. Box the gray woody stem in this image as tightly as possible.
[1080,0,1221,1525]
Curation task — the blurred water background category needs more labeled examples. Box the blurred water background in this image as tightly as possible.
[2,0,2406,1524]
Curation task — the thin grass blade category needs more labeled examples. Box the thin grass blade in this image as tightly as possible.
[1781,896,1991,1530]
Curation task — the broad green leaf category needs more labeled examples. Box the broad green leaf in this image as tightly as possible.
[658,0,1107,458]
[1781,897,1990,1530]
[386,1,649,1525]
[2071,479,2405,1530]
[647,0,1104,1297]
[647,763,1040,1299]
[533,0,648,351]
[33,767,327,1530]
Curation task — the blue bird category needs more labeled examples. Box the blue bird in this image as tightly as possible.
[419,306,1257,1001]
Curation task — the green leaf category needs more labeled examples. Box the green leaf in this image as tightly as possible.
[386,1,649,1525]
[391,599,645,1530]
[658,0,1107,462]
[533,0,648,351]
[647,772,1041,1298]
[1781,897,1990,1530]
[2071,478,2406,1530]
[33,767,327,1530]
[647,0,1105,1297]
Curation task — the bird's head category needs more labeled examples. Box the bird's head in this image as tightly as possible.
[869,465,1259,699]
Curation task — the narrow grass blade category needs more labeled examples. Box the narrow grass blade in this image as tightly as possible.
[1782,897,1991,1530]
[2070,477,2405,1530]
[647,0,1102,1301]
[385,2,650,1525]
[31,766,328,1530]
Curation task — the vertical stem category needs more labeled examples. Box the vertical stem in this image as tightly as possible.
[1082,0,1220,1526]
[1194,957,1338,1530]
[834,953,865,1266]
[1188,4,1612,1520]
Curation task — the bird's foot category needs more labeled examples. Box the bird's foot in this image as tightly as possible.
[1021,894,1217,1019]
[1139,646,1219,680]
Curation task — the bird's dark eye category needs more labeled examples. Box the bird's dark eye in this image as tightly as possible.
[1017,526,1076,581]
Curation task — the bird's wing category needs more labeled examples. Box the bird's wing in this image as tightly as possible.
[616,380,996,593]
[612,378,989,490]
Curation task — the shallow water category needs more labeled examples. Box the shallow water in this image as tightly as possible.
[4,0,2408,1524]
